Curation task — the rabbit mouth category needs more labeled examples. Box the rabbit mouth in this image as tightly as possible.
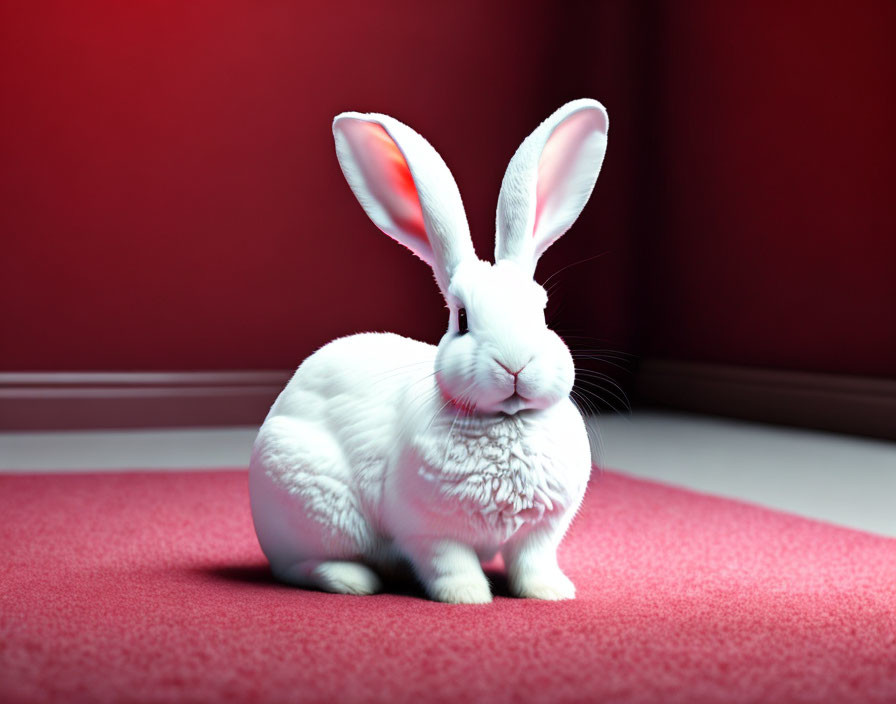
[500,391,532,414]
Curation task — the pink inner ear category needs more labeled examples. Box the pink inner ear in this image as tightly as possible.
[533,109,602,239]
[356,122,428,246]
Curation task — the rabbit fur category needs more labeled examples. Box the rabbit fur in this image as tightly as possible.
[249,99,609,604]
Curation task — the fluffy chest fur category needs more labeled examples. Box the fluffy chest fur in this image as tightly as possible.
[411,413,570,542]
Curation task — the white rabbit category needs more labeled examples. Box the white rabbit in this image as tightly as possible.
[249,99,609,604]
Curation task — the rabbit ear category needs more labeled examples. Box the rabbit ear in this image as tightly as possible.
[494,99,608,275]
[333,111,476,295]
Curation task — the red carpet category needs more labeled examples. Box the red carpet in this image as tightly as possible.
[1,469,894,703]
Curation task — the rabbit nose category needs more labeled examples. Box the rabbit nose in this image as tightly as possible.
[494,358,529,379]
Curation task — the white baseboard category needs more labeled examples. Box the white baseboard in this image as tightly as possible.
[0,371,291,430]
[637,359,896,440]
[3,363,894,439]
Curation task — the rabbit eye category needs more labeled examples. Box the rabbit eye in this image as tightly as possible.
[457,308,469,335]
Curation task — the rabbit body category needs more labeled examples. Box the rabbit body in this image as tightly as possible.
[250,332,590,603]
[249,99,609,603]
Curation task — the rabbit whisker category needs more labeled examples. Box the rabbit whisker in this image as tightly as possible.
[574,369,632,403]
[572,377,632,416]
[569,389,604,468]
[539,250,610,292]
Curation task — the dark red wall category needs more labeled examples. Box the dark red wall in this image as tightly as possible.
[1,1,893,380]
[639,0,896,377]
[3,0,632,371]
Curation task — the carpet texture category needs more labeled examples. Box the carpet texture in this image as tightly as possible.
[1,469,894,703]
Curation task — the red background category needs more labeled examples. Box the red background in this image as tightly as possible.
[639,1,896,377]
[1,1,893,378]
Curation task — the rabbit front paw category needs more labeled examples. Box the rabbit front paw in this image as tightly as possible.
[511,569,576,601]
[428,575,493,604]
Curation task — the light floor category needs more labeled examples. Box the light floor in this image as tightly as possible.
[1,411,894,538]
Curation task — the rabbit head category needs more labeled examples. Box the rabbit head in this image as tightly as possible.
[333,99,609,414]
